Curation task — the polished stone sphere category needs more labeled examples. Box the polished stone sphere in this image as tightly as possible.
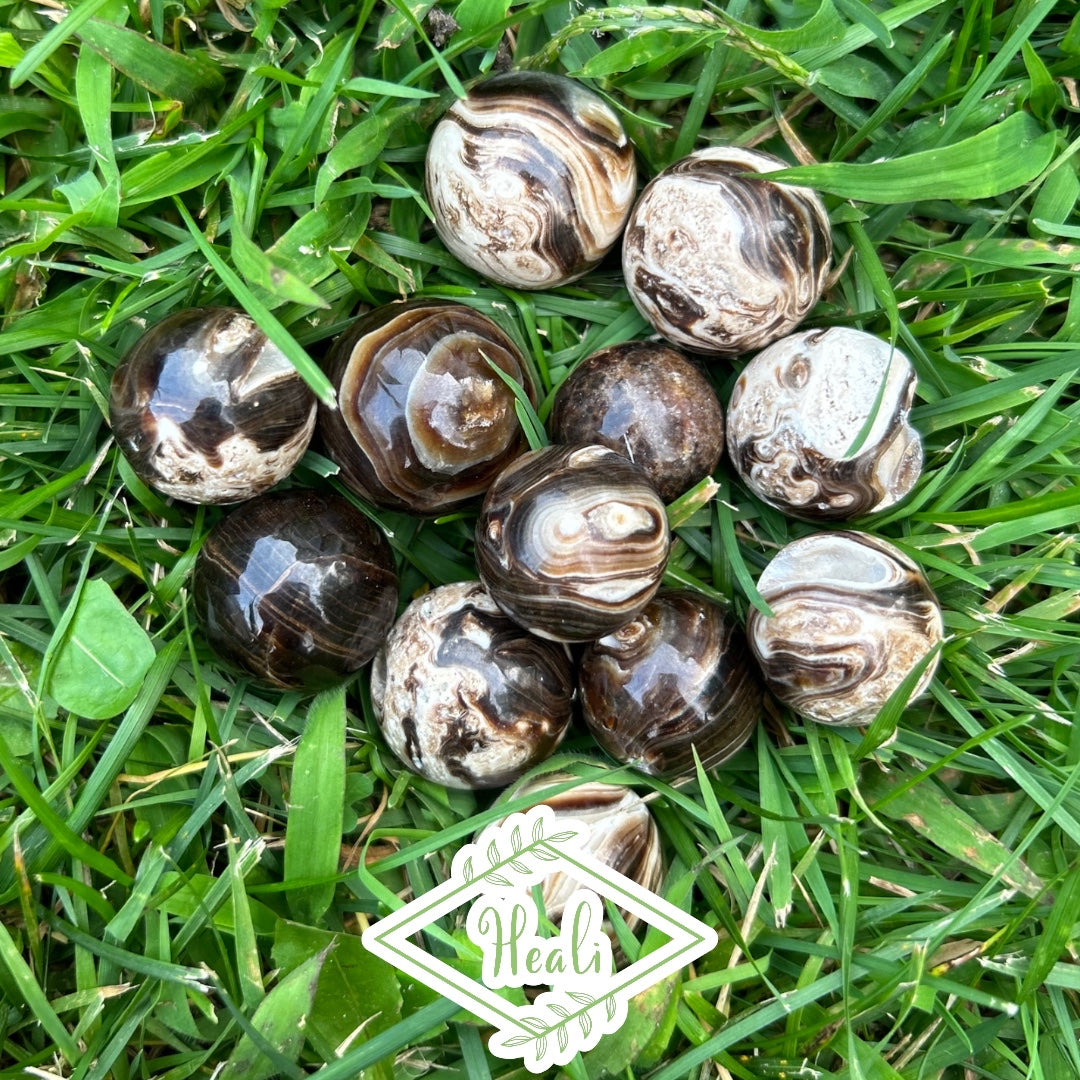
[549,341,725,502]
[622,146,832,355]
[319,300,533,513]
[110,307,315,504]
[425,71,637,289]
[192,489,398,690]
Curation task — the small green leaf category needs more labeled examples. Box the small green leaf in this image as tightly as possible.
[770,112,1056,203]
[582,974,679,1079]
[285,685,347,924]
[272,921,402,1076]
[75,18,225,104]
[46,579,155,720]
[453,0,510,40]
[316,106,413,205]
[219,947,327,1080]
[232,229,330,310]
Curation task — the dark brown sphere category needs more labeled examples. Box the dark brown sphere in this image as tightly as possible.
[371,582,574,790]
[475,444,671,643]
[110,307,316,504]
[192,489,398,691]
[549,342,725,502]
[319,300,534,513]
[580,590,763,778]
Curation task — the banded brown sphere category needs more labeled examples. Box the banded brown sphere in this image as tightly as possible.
[622,146,832,355]
[747,531,943,726]
[726,328,923,520]
[371,581,575,790]
[549,341,725,502]
[192,489,398,691]
[319,301,534,513]
[475,444,671,642]
[504,774,663,932]
[580,590,762,778]
[425,71,637,289]
[110,307,316,504]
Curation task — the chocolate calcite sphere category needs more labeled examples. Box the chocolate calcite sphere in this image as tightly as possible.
[747,531,943,726]
[475,444,671,642]
[622,147,832,355]
[504,775,663,932]
[110,307,316,504]
[549,341,725,502]
[371,581,574,790]
[319,301,533,513]
[726,327,923,520]
[192,490,398,690]
[580,590,762,778]
[425,71,637,289]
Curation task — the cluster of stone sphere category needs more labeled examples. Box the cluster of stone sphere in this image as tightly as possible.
[108,70,943,793]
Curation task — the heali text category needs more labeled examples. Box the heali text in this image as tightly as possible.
[465,888,614,989]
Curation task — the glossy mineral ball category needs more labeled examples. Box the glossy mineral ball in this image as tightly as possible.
[425,70,637,289]
[504,775,663,931]
[622,146,832,355]
[580,590,762,778]
[371,581,574,790]
[726,327,923,520]
[192,489,398,690]
[747,531,943,726]
[475,444,671,642]
[319,301,534,513]
[110,307,316,504]
[549,342,725,503]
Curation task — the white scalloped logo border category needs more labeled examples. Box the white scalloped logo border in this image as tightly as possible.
[362,804,718,1072]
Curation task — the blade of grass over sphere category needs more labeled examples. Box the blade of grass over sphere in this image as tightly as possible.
[172,198,336,407]
[285,686,347,925]
[483,355,548,450]
[713,478,773,617]
[770,113,1056,202]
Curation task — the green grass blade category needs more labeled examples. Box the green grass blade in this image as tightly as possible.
[285,686,347,924]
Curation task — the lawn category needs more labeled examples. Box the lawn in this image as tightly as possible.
[2,0,1080,1078]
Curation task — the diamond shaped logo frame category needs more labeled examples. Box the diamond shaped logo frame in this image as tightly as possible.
[361,805,718,1073]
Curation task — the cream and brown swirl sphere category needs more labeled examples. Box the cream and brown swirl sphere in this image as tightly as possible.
[549,341,725,502]
[622,146,832,355]
[475,444,670,642]
[370,581,575,790]
[110,308,316,504]
[580,590,762,778]
[726,328,923,519]
[504,775,663,933]
[319,301,533,513]
[425,71,637,289]
[747,531,943,726]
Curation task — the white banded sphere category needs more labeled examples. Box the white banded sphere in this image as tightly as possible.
[371,581,575,789]
[622,146,832,355]
[726,327,923,519]
[747,531,943,726]
[475,444,670,642]
[425,71,637,289]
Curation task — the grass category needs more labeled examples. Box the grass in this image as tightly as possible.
[2,0,1080,1077]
